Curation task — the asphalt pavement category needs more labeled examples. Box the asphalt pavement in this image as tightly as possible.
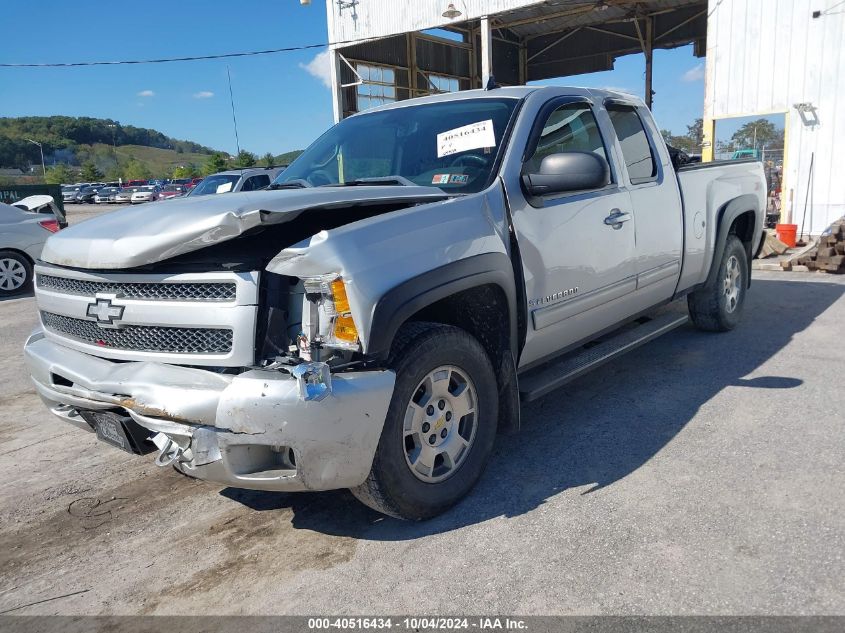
[0,215,842,614]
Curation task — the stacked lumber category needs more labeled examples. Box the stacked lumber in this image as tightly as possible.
[756,231,789,258]
[796,219,845,273]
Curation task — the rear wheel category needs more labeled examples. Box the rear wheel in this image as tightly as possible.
[351,322,498,520]
[0,250,33,296]
[688,235,748,331]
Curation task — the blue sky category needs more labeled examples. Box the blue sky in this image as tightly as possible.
[0,0,706,155]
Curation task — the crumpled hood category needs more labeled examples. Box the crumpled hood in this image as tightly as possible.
[40,186,448,269]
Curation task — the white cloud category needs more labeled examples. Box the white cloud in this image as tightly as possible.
[299,50,332,89]
[137,89,155,97]
[193,91,214,99]
[682,63,705,82]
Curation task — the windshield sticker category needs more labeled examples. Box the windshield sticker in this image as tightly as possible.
[216,182,233,193]
[449,174,469,184]
[437,119,496,158]
[432,174,451,185]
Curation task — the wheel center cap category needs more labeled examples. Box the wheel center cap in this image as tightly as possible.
[427,402,453,446]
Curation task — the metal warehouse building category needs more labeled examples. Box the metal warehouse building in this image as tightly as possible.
[323,0,844,234]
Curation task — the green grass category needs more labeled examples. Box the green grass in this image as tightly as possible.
[88,143,212,176]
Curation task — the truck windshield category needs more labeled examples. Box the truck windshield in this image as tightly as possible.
[273,97,519,194]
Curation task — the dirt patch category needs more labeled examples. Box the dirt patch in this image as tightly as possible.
[0,467,204,572]
[140,505,358,612]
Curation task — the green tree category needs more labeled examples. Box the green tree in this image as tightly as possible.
[731,119,778,151]
[172,165,195,178]
[44,163,74,184]
[687,118,703,147]
[80,160,102,181]
[122,158,152,181]
[233,150,257,168]
[203,152,229,175]
[261,152,275,167]
[105,165,123,182]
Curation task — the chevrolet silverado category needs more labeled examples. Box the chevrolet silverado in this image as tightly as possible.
[25,86,765,519]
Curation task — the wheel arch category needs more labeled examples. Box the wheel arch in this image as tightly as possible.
[0,246,35,265]
[367,252,520,433]
[706,195,761,289]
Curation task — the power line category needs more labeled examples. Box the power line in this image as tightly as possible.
[707,0,727,19]
[0,39,358,68]
[227,66,241,156]
[818,0,845,14]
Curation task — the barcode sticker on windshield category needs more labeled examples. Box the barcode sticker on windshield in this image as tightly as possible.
[437,119,496,158]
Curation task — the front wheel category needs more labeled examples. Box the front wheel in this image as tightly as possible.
[0,250,33,296]
[688,234,749,331]
[351,322,498,520]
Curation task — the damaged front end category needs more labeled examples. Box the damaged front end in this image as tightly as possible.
[25,329,395,490]
[23,187,455,490]
[26,180,506,491]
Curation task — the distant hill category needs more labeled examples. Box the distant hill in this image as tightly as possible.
[0,115,217,172]
[85,143,213,177]
[275,150,304,165]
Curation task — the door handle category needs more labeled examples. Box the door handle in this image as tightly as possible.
[604,209,631,229]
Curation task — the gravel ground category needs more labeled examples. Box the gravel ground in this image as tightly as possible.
[0,259,843,615]
[61,202,128,225]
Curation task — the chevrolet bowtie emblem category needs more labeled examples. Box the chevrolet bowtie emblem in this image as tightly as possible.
[86,298,124,325]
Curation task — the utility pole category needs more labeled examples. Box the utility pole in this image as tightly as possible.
[107,124,117,151]
[26,139,46,178]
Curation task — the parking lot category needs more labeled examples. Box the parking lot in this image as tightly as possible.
[61,202,127,225]
[1,205,842,616]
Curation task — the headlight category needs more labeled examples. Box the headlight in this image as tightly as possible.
[302,274,360,351]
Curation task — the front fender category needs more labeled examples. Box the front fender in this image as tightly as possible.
[265,187,513,355]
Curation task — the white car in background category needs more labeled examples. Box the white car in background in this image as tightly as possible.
[130,186,161,204]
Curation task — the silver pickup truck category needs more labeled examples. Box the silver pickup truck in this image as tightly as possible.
[25,87,765,519]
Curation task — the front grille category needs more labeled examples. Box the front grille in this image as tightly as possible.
[41,311,233,354]
[37,275,236,301]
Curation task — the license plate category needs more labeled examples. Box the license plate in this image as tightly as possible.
[91,413,134,452]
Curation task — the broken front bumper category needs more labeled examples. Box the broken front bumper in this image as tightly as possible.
[24,331,396,491]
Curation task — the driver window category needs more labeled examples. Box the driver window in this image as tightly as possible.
[525,104,607,174]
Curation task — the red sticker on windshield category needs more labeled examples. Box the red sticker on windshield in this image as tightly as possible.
[432,174,450,184]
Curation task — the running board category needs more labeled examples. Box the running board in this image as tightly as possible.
[518,303,690,402]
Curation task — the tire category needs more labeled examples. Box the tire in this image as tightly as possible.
[688,235,748,332]
[0,250,33,296]
[351,322,499,520]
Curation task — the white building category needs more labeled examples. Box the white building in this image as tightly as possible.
[324,0,844,232]
[704,0,844,233]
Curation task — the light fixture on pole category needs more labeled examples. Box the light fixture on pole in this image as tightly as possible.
[442,3,462,19]
[26,139,46,178]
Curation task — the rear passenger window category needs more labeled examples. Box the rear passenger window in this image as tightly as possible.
[607,105,657,184]
[525,103,608,176]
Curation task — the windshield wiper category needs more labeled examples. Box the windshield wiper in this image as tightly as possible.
[266,179,312,190]
[325,175,416,187]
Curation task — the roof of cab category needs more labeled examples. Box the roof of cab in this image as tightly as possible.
[348,85,646,117]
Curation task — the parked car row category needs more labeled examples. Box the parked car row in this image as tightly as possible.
[58,167,286,206]
[60,178,204,204]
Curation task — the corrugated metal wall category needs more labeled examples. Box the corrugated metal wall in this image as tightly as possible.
[705,0,845,233]
[326,0,543,43]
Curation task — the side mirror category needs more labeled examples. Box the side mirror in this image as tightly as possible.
[522,151,610,197]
